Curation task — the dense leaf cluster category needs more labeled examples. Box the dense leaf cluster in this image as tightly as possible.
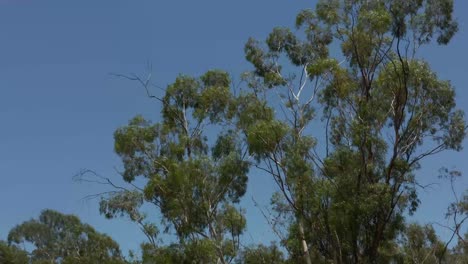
[2,210,125,264]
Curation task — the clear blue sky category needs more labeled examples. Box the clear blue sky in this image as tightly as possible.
[0,0,467,254]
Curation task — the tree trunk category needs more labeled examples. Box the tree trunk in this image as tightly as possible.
[298,218,312,264]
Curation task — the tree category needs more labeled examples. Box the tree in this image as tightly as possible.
[448,232,468,264]
[75,0,468,263]
[241,0,465,263]
[7,209,125,264]
[80,70,251,263]
[398,223,446,264]
[236,243,286,264]
[0,240,29,264]
[436,168,468,261]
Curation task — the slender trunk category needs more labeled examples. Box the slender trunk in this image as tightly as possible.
[207,210,228,264]
[298,218,312,264]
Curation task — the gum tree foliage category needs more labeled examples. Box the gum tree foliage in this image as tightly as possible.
[396,223,467,264]
[447,232,468,264]
[96,70,250,263]
[398,223,446,264]
[0,241,29,264]
[6,209,125,264]
[236,243,286,264]
[434,168,468,261]
[241,0,465,263]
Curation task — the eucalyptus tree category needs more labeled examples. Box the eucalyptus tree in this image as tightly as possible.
[240,0,465,263]
[89,70,250,263]
[7,209,125,264]
[0,241,29,264]
[399,223,446,264]
[448,232,468,264]
[436,169,468,261]
[236,243,286,264]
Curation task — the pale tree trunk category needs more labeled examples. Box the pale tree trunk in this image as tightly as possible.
[298,218,312,264]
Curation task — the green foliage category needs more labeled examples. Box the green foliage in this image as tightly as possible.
[0,241,29,264]
[237,243,286,264]
[399,223,446,264]
[100,69,251,263]
[139,240,225,264]
[235,93,274,129]
[247,120,288,157]
[448,233,468,264]
[71,0,467,263]
[7,209,125,264]
[241,0,465,263]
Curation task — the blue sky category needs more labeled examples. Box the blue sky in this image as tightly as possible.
[0,0,467,254]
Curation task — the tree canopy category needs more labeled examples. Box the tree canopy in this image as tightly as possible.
[5,210,125,264]
[2,0,467,263]
[239,0,465,263]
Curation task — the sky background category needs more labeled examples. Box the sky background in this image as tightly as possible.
[0,0,467,255]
